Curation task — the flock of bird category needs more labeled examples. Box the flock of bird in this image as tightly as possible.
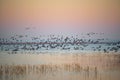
[0,33,120,53]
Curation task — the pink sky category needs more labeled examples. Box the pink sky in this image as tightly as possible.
[0,0,120,36]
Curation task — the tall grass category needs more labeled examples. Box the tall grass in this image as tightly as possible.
[0,64,120,80]
[0,64,98,75]
[0,53,120,80]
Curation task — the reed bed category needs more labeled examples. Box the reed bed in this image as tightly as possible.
[0,64,97,75]
[0,62,120,75]
[0,64,120,80]
[0,53,120,74]
[0,52,120,80]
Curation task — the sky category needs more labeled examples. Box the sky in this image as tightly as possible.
[0,0,120,38]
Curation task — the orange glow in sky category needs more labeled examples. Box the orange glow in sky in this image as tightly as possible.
[0,0,120,35]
